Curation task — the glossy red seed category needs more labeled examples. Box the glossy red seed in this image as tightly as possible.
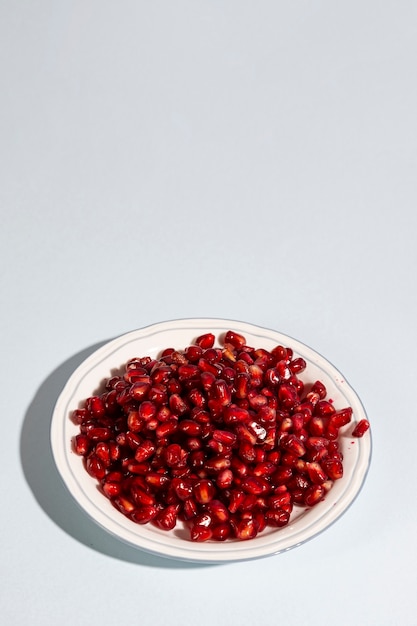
[131,506,159,524]
[211,522,231,541]
[352,419,370,437]
[304,484,326,506]
[191,525,213,542]
[102,481,122,498]
[224,330,246,349]
[153,505,178,530]
[74,434,90,456]
[265,508,290,527]
[195,333,215,349]
[134,440,156,462]
[85,455,106,480]
[194,479,215,504]
[322,457,344,480]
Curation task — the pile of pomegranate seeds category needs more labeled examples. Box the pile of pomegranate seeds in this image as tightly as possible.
[72,331,369,542]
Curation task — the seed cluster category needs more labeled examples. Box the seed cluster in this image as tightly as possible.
[73,331,368,542]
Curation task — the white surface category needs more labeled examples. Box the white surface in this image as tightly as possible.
[51,318,371,562]
[1,0,416,623]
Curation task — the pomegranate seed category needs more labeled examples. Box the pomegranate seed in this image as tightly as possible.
[235,517,258,540]
[130,381,151,401]
[86,455,106,480]
[223,405,250,425]
[153,505,178,530]
[265,508,290,527]
[304,484,326,506]
[191,524,213,542]
[216,468,234,489]
[241,476,267,495]
[311,380,327,399]
[194,479,215,504]
[224,330,246,349]
[195,333,215,349]
[102,481,122,499]
[352,419,370,437]
[134,439,156,462]
[74,434,90,456]
[211,522,231,541]
[131,505,159,524]
[322,457,343,480]
[113,496,136,515]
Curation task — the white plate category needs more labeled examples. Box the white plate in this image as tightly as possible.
[50,318,371,562]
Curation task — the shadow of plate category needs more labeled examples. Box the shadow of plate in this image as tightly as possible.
[20,340,215,569]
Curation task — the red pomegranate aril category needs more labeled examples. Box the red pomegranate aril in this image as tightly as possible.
[86,426,112,441]
[86,455,106,480]
[216,468,234,489]
[171,478,193,500]
[314,400,336,417]
[95,442,111,466]
[194,479,215,504]
[265,508,290,527]
[322,457,343,480]
[288,357,307,374]
[131,505,159,524]
[223,405,250,425]
[195,333,215,349]
[330,407,353,428]
[280,434,306,457]
[155,419,178,439]
[85,396,106,418]
[308,416,325,437]
[145,473,170,490]
[235,517,258,540]
[211,379,232,406]
[125,431,142,449]
[268,490,291,510]
[182,497,198,519]
[311,380,327,399]
[204,499,229,523]
[153,505,178,531]
[306,436,330,450]
[211,429,236,446]
[204,456,231,473]
[304,484,326,506]
[129,381,150,401]
[352,419,370,437]
[223,330,245,349]
[227,489,245,513]
[306,461,328,484]
[238,441,257,464]
[113,495,136,515]
[169,393,189,416]
[74,434,90,456]
[271,466,293,486]
[252,461,275,477]
[248,364,263,388]
[241,476,268,495]
[177,364,199,381]
[278,384,299,409]
[131,486,155,507]
[211,522,231,541]
[187,388,206,408]
[191,524,213,542]
[134,439,156,462]
[163,443,183,467]
[102,480,122,499]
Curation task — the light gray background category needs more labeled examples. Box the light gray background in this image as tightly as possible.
[1,2,416,625]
